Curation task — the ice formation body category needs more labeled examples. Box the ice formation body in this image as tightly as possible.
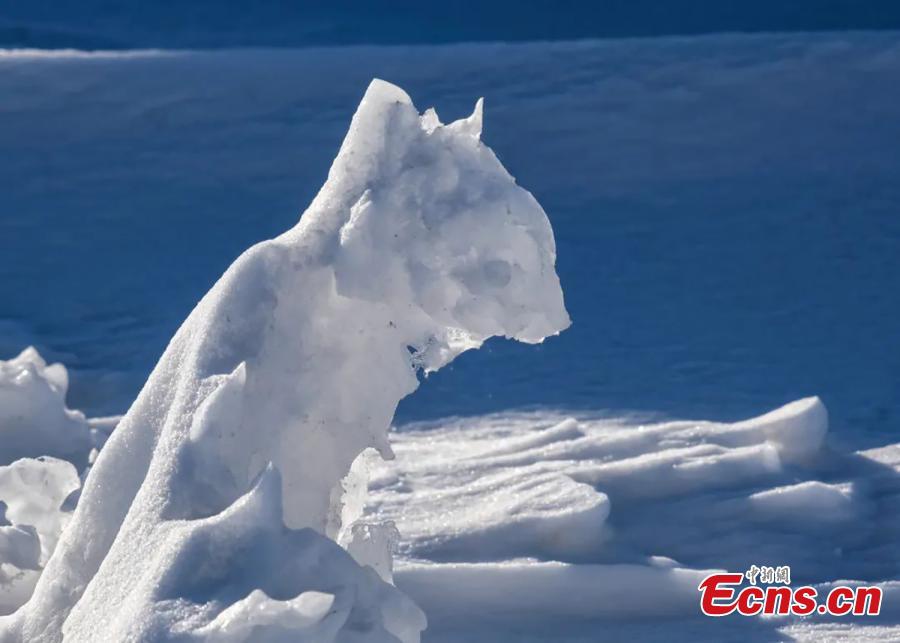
[0,79,569,641]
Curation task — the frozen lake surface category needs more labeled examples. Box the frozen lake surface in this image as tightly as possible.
[1,32,899,448]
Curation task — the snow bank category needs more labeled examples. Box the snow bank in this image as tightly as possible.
[367,397,900,639]
[369,397,830,565]
[0,348,91,468]
[0,349,90,615]
[0,79,569,642]
[0,458,79,616]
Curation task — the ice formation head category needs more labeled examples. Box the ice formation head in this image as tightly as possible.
[2,80,569,642]
[303,79,570,363]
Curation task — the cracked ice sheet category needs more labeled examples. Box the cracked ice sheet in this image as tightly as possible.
[364,398,900,641]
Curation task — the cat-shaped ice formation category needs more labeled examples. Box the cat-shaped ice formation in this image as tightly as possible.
[1,79,569,642]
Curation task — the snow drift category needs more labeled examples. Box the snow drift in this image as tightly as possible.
[0,348,102,616]
[371,398,830,571]
[0,348,92,468]
[370,398,900,641]
[0,79,569,641]
[0,457,79,616]
[7,365,900,641]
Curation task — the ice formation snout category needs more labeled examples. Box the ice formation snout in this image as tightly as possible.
[0,79,569,642]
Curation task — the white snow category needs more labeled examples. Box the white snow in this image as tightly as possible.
[0,457,79,616]
[0,349,91,615]
[368,398,829,563]
[5,350,899,641]
[8,390,900,640]
[362,397,900,640]
[0,348,92,468]
[749,480,856,522]
[0,79,569,642]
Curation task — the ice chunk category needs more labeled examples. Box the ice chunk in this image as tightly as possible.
[0,458,79,615]
[0,348,91,468]
[0,458,79,563]
[1,79,568,641]
[344,520,401,583]
[725,396,828,462]
[749,480,857,523]
[195,590,337,643]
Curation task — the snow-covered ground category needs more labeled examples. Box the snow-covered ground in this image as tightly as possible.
[2,30,900,642]
[6,349,900,640]
[372,402,900,640]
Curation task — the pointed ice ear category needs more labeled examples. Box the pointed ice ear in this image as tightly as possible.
[421,107,442,133]
[237,461,284,523]
[359,78,413,115]
[450,97,484,140]
[324,78,416,193]
[343,78,414,152]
